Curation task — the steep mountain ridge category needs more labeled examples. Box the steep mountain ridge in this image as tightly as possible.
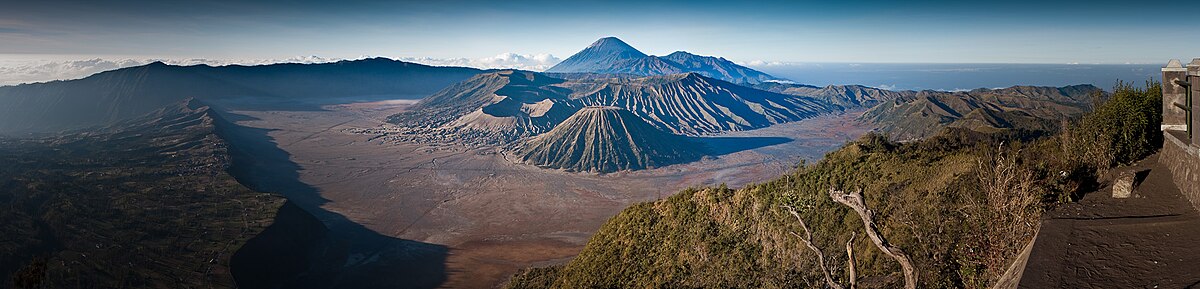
[662,51,779,84]
[572,73,838,135]
[0,62,259,134]
[753,82,917,108]
[447,72,581,140]
[388,71,839,146]
[388,70,580,143]
[0,98,287,288]
[517,106,705,173]
[752,81,1104,139]
[610,56,688,76]
[0,58,481,134]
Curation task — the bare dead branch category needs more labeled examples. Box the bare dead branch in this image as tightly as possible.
[846,231,857,289]
[782,205,844,289]
[829,188,917,289]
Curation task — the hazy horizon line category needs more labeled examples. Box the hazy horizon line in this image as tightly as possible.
[1,53,1177,66]
[0,55,1167,88]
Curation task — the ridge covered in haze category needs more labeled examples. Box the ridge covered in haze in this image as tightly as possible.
[0,58,481,134]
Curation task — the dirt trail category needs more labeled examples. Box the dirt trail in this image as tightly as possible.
[1019,153,1200,288]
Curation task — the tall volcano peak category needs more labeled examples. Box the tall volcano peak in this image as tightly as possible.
[547,37,783,84]
[546,37,651,74]
[586,37,643,55]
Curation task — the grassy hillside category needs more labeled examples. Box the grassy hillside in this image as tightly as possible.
[505,81,1161,288]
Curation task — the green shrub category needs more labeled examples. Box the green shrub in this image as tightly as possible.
[1034,80,1163,203]
[505,267,562,289]
[1070,81,1163,169]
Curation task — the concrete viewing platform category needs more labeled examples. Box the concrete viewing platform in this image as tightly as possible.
[1016,132,1200,288]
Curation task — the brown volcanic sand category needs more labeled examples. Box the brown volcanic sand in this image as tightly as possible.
[219,99,869,288]
[1019,154,1200,288]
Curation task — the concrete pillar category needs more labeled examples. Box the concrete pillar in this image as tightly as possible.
[1163,59,1188,132]
[1190,59,1200,146]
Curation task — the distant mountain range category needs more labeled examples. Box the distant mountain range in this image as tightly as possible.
[751,81,1103,139]
[0,58,480,134]
[546,37,781,84]
[752,82,914,108]
[858,85,1101,139]
[386,39,1102,171]
[0,36,1106,173]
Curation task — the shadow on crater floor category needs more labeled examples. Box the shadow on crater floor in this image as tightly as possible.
[209,94,424,112]
[691,136,793,156]
[215,109,447,289]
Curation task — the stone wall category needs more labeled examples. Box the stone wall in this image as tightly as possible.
[1162,131,1200,212]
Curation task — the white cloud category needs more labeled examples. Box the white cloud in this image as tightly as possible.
[398,53,561,71]
[0,58,142,86]
[0,53,561,86]
[159,55,344,66]
[0,56,346,86]
[739,60,788,67]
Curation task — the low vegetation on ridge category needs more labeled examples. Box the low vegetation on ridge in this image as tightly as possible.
[505,81,1162,288]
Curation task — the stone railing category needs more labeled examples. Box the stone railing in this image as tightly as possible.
[1162,130,1200,212]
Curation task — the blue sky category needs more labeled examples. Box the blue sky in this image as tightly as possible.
[0,0,1192,64]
